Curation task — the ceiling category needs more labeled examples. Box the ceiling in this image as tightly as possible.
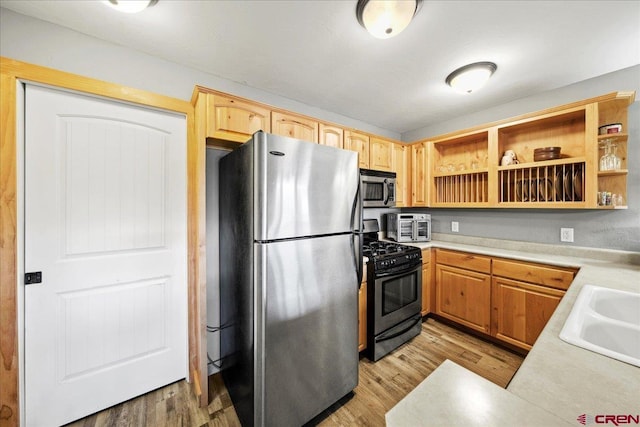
[1,0,639,135]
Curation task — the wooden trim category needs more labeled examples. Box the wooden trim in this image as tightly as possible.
[190,91,209,406]
[0,56,200,427]
[1,70,19,427]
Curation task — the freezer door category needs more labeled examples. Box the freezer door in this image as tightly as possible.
[254,132,359,241]
[255,234,359,427]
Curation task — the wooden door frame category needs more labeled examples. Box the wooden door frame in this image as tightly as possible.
[0,57,208,426]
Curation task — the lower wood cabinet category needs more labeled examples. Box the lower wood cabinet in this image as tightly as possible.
[491,277,565,351]
[434,249,577,351]
[421,249,432,315]
[491,258,576,350]
[435,264,491,334]
[358,279,367,352]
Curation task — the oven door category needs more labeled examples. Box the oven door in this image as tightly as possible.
[415,220,431,241]
[373,264,422,335]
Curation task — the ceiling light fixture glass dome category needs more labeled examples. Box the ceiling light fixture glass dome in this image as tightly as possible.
[104,0,158,14]
[356,0,423,39]
[446,62,497,94]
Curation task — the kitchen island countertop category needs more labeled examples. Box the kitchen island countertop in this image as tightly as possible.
[386,234,640,426]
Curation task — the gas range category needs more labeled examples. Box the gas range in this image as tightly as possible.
[361,219,423,361]
[362,219,422,276]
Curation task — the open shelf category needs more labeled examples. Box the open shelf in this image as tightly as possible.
[497,108,587,165]
[425,91,634,209]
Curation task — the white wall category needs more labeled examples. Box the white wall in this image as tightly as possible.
[0,8,400,140]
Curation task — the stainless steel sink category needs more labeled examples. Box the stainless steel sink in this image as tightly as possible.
[559,285,640,367]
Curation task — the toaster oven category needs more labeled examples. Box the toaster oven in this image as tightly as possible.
[386,213,431,242]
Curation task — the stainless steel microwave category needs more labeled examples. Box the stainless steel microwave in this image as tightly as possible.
[386,213,431,242]
[360,169,396,208]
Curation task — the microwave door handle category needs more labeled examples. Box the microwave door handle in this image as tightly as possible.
[383,179,390,205]
[412,220,418,241]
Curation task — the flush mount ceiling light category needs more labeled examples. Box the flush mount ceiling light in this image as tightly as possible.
[104,0,158,14]
[446,62,497,94]
[356,0,423,39]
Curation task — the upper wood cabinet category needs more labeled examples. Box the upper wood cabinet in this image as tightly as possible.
[369,137,393,171]
[319,123,344,149]
[411,142,428,206]
[392,143,410,207]
[424,91,634,209]
[345,130,370,168]
[201,91,270,144]
[271,111,318,143]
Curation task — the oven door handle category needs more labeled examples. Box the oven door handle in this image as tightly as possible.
[374,260,422,278]
[375,315,422,342]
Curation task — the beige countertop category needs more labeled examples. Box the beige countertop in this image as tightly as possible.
[386,360,573,427]
[385,234,640,426]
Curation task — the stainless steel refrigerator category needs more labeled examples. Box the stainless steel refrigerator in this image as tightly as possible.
[219,131,361,427]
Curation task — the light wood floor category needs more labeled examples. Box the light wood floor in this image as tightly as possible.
[66,318,524,427]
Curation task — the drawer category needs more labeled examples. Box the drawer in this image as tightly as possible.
[492,258,576,290]
[435,249,491,274]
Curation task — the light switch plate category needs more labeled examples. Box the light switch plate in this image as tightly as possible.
[451,221,459,233]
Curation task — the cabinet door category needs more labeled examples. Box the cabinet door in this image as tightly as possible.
[271,111,318,143]
[345,130,370,168]
[392,143,410,207]
[369,137,393,171]
[207,93,270,143]
[358,281,367,352]
[421,262,431,315]
[491,277,564,351]
[435,264,491,333]
[411,142,428,206]
[319,123,344,149]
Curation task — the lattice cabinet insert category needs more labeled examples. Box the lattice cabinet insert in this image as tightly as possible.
[431,131,489,206]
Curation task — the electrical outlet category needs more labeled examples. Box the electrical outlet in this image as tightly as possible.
[451,221,459,233]
[560,228,574,243]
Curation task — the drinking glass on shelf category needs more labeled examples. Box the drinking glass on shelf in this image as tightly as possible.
[611,144,621,170]
[599,140,611,171]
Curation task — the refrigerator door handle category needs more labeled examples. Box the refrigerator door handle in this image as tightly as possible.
[350,176,361,232]
[350,179,363,286]
[351,231,363,286]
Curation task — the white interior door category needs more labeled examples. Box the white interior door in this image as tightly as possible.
[24,84,187,426]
